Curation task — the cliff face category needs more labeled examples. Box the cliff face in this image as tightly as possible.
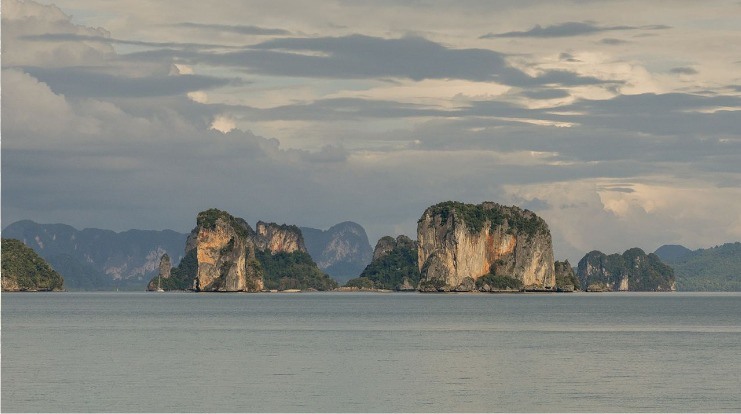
[194,209,263,292]
[577,248,675,292]
[255,221,306,254]
[2,238,64,291]
[417,201,555,291]
[554,260,579,291]
[153,208,336,292]
[300,222,373,283]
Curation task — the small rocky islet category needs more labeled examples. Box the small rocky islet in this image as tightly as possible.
[1,238,65,291]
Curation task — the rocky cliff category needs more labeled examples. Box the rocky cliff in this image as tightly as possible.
[255,221,306,254]
[2,238,64,291]
[192,209,263,292]
[300,222,373,283]
[554,260,579,291]
[347,235,420,290]
[417,201,555,291]
[146,253,172,291]
[2,220,187,290]
[148,208,337,292]
[577,248,675,292]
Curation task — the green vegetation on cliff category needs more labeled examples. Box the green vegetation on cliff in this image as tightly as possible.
[475,274,523,291]
[2,238,64,291]
[656,242,741,291]
[577,248,675,291]
[421,201,546,238]
[197,208,252,239]
[156,248,198,291]
[347,235,420,290]
[554,260,580,290]
[256,250,338,291]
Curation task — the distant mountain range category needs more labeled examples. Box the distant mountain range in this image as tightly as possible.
[300,222,373,284]
[3,219,373,289]
[2,220,188,290]
[654,242,741,291]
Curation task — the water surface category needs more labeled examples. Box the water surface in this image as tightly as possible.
[3,292,740,412]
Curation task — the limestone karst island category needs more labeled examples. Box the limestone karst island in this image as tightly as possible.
[135,201,673,293]
[2,201,690,293]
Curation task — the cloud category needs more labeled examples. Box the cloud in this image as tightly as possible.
[670,66,698,75]
[22,33,243,51]
[20,66,236,97]
[210,114,236,133]
[480,22,670,38]
[3,0,740,261]
[2,0,114,67]
[175,22,291,36]
[600,38,629,45]
[299,145,349,163]
[520,89,571,100]
[122,34,614,87]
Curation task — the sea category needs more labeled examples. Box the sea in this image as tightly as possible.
[2,291,740,413]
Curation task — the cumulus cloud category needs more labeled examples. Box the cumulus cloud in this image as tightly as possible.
[1,0,114,67]
[210,114,236,133]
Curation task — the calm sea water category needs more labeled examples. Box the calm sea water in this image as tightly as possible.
[2,292,740,412]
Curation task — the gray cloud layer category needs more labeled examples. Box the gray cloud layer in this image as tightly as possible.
[480,22,671,38]
[2,0,740,263]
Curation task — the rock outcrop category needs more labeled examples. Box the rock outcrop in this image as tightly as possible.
[348,235,420,290]
[577,248,675,292]
[255,221,306,254]
[146,253,172,291]
[148,208,337,292]
[417,201,555,291]
[300,222,373,283]
[194,209,263,292]
[158,254,172,280]
[554,260,579,291]
[2,238,64,291]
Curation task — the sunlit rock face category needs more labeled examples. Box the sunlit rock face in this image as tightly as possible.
[417,201,555,291]
[254,221,306,254]
[193,209,262,292]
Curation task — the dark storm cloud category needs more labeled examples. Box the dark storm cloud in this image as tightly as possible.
[20,66,236,97]
[480,22,671,38]
[175,22,291,36]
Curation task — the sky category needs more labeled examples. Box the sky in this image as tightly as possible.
[2,0,740,263]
